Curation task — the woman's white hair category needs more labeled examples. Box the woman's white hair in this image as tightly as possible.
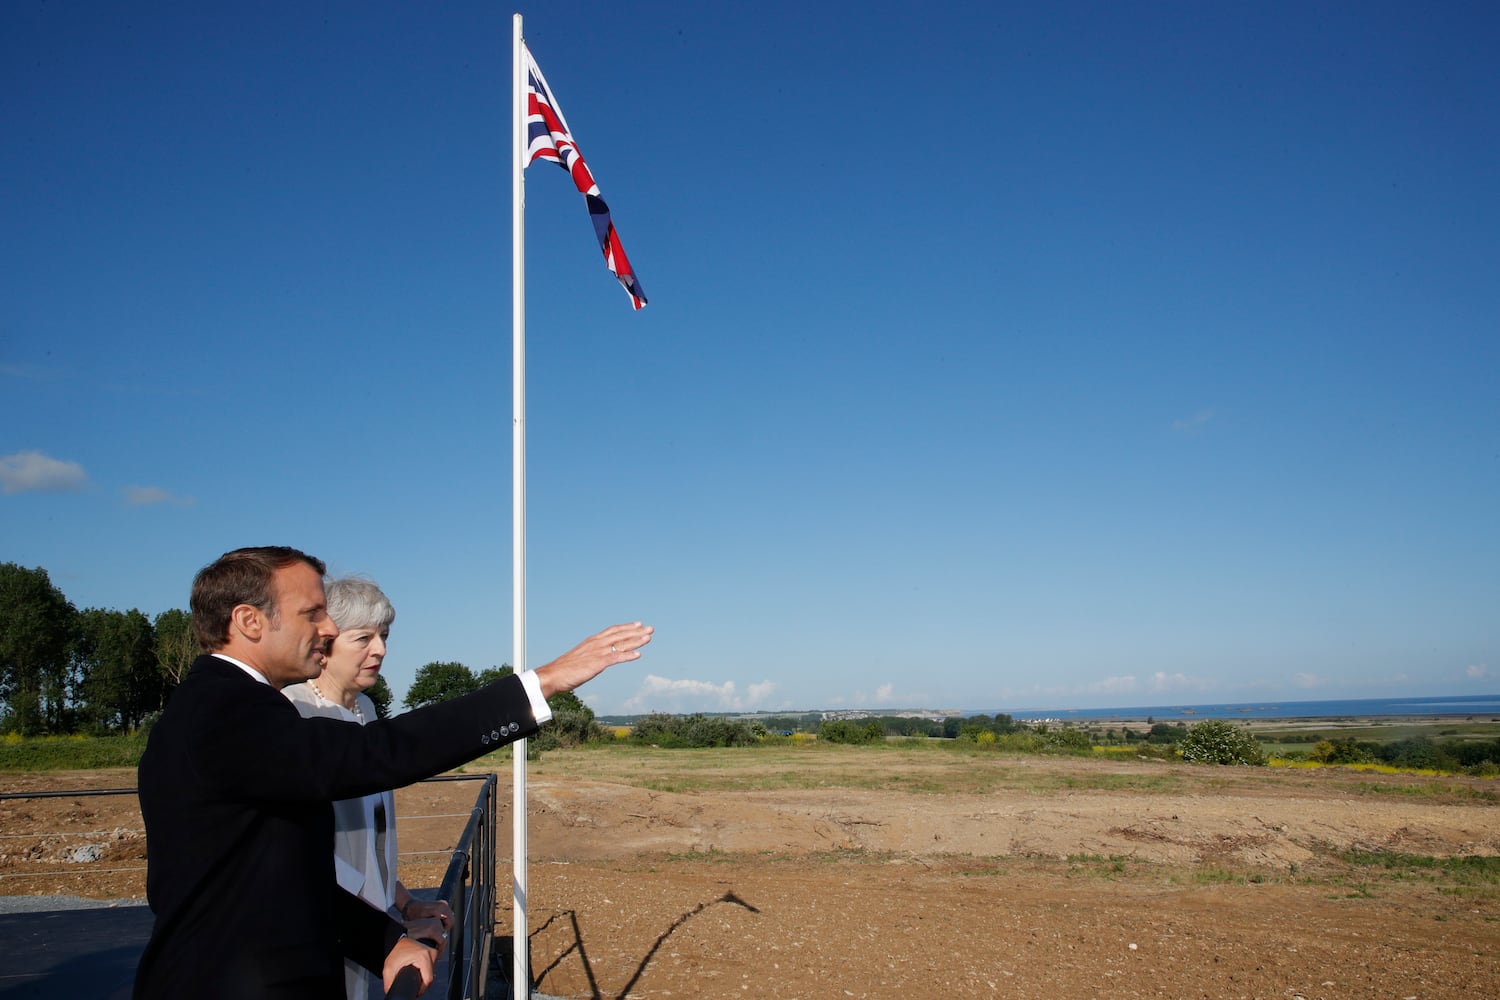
[325,576,395,632]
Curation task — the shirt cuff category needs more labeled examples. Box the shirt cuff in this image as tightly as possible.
[518,669,552,725]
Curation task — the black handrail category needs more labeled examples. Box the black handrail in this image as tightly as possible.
[1,775,499,1000]
[385,773,497,1000]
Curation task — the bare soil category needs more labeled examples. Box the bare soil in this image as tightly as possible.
[3,745,1497,999]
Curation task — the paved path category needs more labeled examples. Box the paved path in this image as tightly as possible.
[0,899,149,999]
[0,897,485,1000]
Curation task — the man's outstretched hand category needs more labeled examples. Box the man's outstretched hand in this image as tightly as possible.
[535,622,654,698]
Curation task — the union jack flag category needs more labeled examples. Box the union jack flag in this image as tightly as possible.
[524,44,647,310]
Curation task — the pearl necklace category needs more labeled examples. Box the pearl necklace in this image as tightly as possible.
[308,679,364,724]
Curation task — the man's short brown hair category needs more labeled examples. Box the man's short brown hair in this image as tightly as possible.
[190,547,327,651]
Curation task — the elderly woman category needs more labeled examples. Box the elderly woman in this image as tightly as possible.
[283,576,451,1000]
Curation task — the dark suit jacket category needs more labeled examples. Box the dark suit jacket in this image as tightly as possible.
[133,655,541,999]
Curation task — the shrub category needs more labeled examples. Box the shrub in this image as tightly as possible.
[1310,737,1374,764]
[993,732,1044,754]
[819,719,885,745]
[629,713,757,748]
[1043,728,1094,755]
[531,710,604,752]
[1378,737,1459,772]
[1179,720,1265,766]
[0,731,150,770]
[1146,722,1188,744]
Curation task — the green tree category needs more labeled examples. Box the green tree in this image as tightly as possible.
[1453,738,1500,769]
[1378,737,1457,772]
[403,661,478,710]
[1179,720,1265,766]
[988,713,1020,734]
[630,713,756,748]
[547,689,587,714]
[0,563,77,735]
[1146,722,1188,744]
[153,608,197,690]
[819,719,883,745]
[74,608,161,732]
[1310,737,1372,764]
[366,674,393,720]
[535,690,602,750]
[476,664,514,687]
[1044,727,1093,754]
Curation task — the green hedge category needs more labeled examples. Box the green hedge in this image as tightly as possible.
[0,731,150,771]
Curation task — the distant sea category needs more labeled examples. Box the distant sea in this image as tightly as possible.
[984,694,1500,722]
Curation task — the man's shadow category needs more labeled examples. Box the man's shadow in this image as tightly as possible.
[497,891,761,1000]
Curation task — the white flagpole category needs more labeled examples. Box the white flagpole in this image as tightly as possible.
[510,12,530,1000]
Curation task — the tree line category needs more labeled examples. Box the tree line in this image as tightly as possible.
[1310,734,1500,772]
[0,562,509,736]
[0,561,613,739]
[0,563,194,735]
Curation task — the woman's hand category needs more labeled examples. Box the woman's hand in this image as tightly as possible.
[404,897,452,930]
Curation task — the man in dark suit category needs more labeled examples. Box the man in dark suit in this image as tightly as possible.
[133,546,652,999]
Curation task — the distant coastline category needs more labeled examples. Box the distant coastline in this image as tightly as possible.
[990,694,1500,722]
[601,694,1500,727]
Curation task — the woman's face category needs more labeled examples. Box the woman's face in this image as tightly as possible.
[321,623,389,695]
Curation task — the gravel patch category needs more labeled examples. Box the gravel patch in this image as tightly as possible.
[0,894,147,913]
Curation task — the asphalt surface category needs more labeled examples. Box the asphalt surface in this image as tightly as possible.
[0,895,146,913]
[0,897,150,999]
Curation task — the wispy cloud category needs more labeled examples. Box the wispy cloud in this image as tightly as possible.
[124,485,196,507]
[1293,672,1321,689]
[1171,409,1215,433]
[1352,672,1409,688]
[620,674,776,713]
[849,682,901,707]
[1149,671,1206,692]
[0,450,89,495]
[1087,675,1139,694]
[1468,664,1490,681]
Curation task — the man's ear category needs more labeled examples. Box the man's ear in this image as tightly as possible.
[230,603,265,642]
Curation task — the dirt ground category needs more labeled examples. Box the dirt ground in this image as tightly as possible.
[2,744,1497,999]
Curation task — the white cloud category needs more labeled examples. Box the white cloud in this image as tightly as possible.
[0,450,89,495]
[620,674,776,713]
[1149,671,1200,692]
[1293,672,1321,689]
[124,485,196,507]
[1087,675,1138,694]
[1468,664,1490,680]
[746,680,777,705]
[1171,409,1214,433]
[849,682,900,707]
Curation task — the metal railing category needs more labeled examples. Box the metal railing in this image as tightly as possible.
[2,773,499,1000]
[386,773,498,1000]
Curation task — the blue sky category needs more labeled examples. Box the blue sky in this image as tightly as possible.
[3,1,1496,715]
